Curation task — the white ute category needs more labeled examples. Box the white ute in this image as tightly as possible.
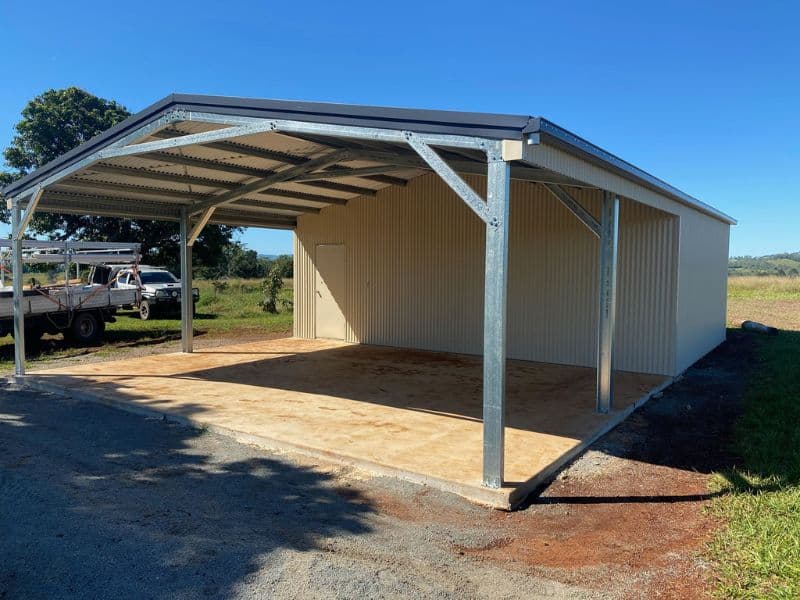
[108,265,199,320]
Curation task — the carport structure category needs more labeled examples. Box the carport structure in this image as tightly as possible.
[1,95,734,504]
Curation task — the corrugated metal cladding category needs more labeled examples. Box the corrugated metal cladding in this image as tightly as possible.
[294,172,679,376]
[524,143,730,372]
[675,211,729,372]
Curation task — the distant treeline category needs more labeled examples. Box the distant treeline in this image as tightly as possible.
[203,243,292,280]
[729,252,800,277]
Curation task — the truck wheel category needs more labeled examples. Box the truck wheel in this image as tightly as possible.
[70,312,101,344]
[139,300,152,320]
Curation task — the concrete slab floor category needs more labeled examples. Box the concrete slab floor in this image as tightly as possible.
[27,338,669,508]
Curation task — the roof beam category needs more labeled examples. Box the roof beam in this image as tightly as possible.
[90,163,240,190]
[259,188,349,206]
[287,134,590,187]
[405,134,488,222]
[152,129,307,165]
[230,199,320,214]
[189,150,351,215]
[304,180,377,196]
[1,111,489,201]
[54,179,205,201]
[39,193,299,229]
[293,164,410,182]
[365,174,409,187]
[543,183,600,238]
[210,210,297,229]
[186,111,489,150]
[188,208,215,246]
[105,144,583,194]
[343,148,589,187]
[15,186,44,239]
[151,129,410,187]
[40,192,181,220]
[54,179,322,214]
[143,151,267,177]
[140,150,376,196]
[97,121,281,160]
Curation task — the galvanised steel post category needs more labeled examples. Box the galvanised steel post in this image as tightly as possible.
[482,152,511,489]
[596,191,619,413]
[11,201,25,377]
[179,207,193,353]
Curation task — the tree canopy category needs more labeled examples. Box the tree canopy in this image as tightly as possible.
[1,87,237,272]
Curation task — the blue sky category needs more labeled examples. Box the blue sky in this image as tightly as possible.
[2,0,798,257]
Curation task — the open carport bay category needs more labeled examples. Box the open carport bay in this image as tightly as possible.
[28,337,667,508]
[1,93,732,502]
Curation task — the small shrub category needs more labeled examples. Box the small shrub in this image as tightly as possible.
[259,267,284,314]
[211,279,229,296]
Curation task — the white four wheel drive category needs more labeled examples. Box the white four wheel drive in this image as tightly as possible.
[111,265,199,320]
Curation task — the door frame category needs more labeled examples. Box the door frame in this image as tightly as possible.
[313,243,347,340]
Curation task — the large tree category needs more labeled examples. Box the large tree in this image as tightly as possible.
[1,87,236,272]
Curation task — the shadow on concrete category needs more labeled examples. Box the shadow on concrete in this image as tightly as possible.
[0,389,373,598]
[10,330,769,514]
[29,341,667,444]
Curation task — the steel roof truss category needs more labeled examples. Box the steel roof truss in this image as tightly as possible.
[188,207,215,246]
[188,150,352,216]
[97,120,281,160]
[140,150,377,197]
[292,164,411,182]
[405,133,489,223]
[151,129,409,187]
[181,111,491,150]
[543,183,601,238]
[13,186,43,239]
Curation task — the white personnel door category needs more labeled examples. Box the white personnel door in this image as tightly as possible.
[314,244,346,340]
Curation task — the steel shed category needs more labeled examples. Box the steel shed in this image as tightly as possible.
[1,94,734,497]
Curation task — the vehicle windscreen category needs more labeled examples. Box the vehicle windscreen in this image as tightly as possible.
[140,272,178,284]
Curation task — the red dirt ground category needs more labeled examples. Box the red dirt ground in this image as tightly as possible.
[369,333,754,599]
[480,465,719,598]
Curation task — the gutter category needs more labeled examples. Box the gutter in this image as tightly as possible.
[524,118,737,226]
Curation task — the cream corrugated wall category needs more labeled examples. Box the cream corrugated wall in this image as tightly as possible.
[294,172,679,375]
[523,144,730,373]
[674,212,729,372]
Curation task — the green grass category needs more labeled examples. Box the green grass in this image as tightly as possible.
[708,330,800,598]
[728,276,800,301]
[0,278,293,372]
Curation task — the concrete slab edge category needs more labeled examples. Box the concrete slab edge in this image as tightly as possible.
[506,375,676,508]
[8,374,676,511]
[10,375,514,509]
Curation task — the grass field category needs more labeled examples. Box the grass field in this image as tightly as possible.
[710,276,800,598]
[727,275,800,330]
[0,278,293,372]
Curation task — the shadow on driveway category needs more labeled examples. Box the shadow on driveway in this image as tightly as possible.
[0,389,373,599]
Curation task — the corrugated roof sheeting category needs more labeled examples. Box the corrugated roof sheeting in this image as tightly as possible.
[6,111,619,228]
[32,122,433,225]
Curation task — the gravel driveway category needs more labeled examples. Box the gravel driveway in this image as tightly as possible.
[0,386,597,600]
